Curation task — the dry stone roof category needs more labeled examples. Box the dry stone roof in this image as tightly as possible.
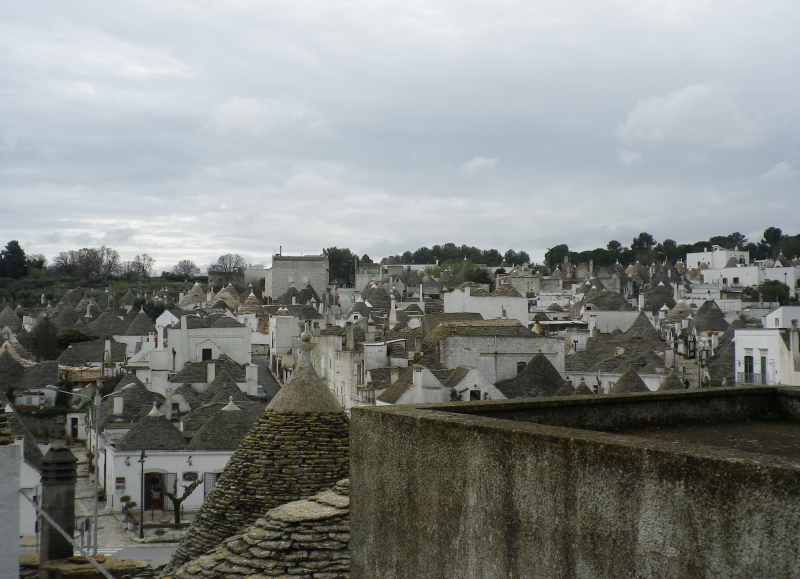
[124,309,156,336]
[0,350,25,392]
[165,359,349,570]
[238,292,263,315]
[98,382,165,430]
[0,305,22,333]
[51,306,79,330]
[658,371,685,391]
[18,361,59,391]
[573,378,594,395]
[495,354,563,399]
[171,355,246,384]
[201,374,248,404]
[554,379,575,397]
[180,283,207,307]
[163,480,350,579]
[692,300,730,333]
[115,407,187,451]
[185,400,263,451]
[424,319,535,347]
[57,339,127,366]
[610,366,650,394]
[88,311,129,337]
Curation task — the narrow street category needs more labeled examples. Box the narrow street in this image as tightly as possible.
[252,355,281,400]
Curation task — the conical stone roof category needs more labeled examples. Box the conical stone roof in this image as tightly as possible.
[692,300,729,333]
[124,309,156,336]
[573,378,594,395]
[0,305,22,333]
[658,371,685,391]
[554,379,575,397]
[610,366,650,394]
[88,311,129,337]
[115,406,187,451]
[494,354,563,399]
[165,333,349,571]
[185,399,262,451]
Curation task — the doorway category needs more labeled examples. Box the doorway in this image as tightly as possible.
[144,473,164,510]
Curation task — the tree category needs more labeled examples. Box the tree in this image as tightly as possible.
[26,254,47,270]
[607,240,623,253]
[325,247,356,285]
[172,260,200,277]
[544,244,570,269]
[56,329,95,351]
[758,281,790,304]
[360,254,373,264]
[211,254,245,272]
[50,246,120,282]
[30,317,59,361]
[164,477,202,527]
[0,241,27,279]
[631,232,656,252]
[131,254,155,278]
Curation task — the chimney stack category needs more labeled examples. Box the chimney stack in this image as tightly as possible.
[207,362,216,384]
[165,388,173,421]
[113,395,123,415]
[345,322,354,351]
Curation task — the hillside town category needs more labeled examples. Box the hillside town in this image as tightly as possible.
[1,231,800,578]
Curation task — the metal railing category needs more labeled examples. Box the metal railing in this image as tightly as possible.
[737,372,770,385]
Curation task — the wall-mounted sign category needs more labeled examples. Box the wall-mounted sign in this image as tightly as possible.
[115,477,125,492]
[183,471,199,481]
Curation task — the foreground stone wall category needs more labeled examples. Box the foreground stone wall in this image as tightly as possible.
[164,480,350,579]
[351,387,800,579]
[167,412,349,571]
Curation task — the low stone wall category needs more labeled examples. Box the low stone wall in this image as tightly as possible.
[164,480,350,579]
[351,386,800,579]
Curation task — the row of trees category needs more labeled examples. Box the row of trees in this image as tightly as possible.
[0,241,46,280]
[543,228,800,270]
[51,247,155,282]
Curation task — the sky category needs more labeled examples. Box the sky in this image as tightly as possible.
[1,0,798,272]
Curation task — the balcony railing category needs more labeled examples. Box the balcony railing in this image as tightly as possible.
[737,372,770,385]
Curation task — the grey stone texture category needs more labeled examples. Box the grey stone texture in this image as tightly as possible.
[165,353,349,573]
[351,386,800,579]
[164,480,350,579]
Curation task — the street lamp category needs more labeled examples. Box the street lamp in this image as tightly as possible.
[138,450,147,539]
[47,381,135,555]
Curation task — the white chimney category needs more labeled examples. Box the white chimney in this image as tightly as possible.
[412,366,423,390]
[638,293,644,312]
[179,291,185,303]
[165,388,172,421]
[207,362,216,384]
[113,396,123,415]
[390,366,399,384]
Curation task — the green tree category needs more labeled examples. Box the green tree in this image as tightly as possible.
[758,281,790,304]
[325,247,356,285]
[0,240,27,279]
[56,329,95,351]
[30,317,59,360]
[544,244,570,269]
[607,240,623,253]
[631,232,656,252]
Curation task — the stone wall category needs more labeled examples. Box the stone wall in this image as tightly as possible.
[166,412,349,572]
[351,387,800,579]
[164,480,349,579]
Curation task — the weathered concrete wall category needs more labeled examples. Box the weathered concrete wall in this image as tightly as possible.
[351,387,800,579]
[0,444,20,579]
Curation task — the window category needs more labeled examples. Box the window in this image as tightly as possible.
[469,390,482,401]
[287,276,294,283]
[722,278,728,285]
[204,472,221,498]
[172,402,180,414]
[744,355,754,375]
[163,473,177,511]
[733,277,739,285]
[201,348,212,361]
[303,276,309,283]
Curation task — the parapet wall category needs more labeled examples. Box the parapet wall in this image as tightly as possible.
[351,387,800,579]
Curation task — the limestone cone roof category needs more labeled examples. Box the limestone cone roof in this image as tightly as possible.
[610,366,650,394]
[665,301,692,324]
[58,289,83,307]
[119,291,136,306]
[209,382,251,404]
[0,305,22,333]
[692,300,729,333]
[546,302,564,312]
[495,354,563,399]
[200,373,243,404]
[115,372,145,391]
[115,409,187,451]
[623,312,661,342]
[166,379,349,570]
[124,309,156,336]
[88,311,129,337]
[161,480,350,579]
[707,341,735,387]
[174,383,201,409]
[658,371,685,391]
[57,339,127,366]
[185,400,263,451]
[0,350,25,392]
[573,378,594,395]
[644,282,676,314]
[180,282,206,306]
[267,354,344,414]
[211,286,240,310]
[97,382,165,430]
[554,379,575,397]
[238,292,263,314]
[18,361,59,391]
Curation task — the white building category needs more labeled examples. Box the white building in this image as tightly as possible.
[444,284,530,327]
[686,245,748,270]
[376,365,506,405]
[734,325,800,386]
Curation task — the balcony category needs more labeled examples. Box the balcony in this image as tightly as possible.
[737,372,770,385]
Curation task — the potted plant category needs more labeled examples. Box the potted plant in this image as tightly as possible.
[120,496,137,522]
[86,449,94,473]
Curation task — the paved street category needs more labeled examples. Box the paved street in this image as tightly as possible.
[253,355,281,399]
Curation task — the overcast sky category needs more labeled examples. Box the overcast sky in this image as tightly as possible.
[1,0,798,272]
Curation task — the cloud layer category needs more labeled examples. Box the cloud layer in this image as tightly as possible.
[1,0,799,271]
